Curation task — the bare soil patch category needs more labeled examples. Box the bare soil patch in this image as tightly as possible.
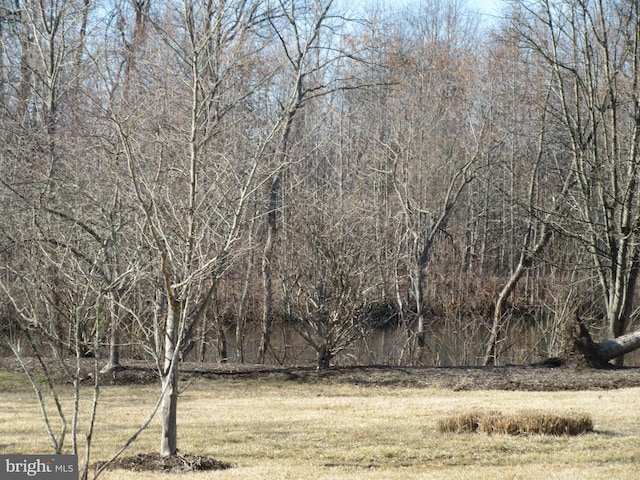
[3,356,640,391]
[177,362,640,391]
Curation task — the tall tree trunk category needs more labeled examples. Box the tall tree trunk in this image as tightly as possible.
[198,313,207,363]
[217,319,227,363]
[160,298,179,457]
[257,177,279,364]
[101,290,123,373]
[415,243,431,350]
[235,256,253,363]
[317,342,331,370]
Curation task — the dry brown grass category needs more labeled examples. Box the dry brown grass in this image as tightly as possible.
[481,412,594,436]
[435,411,484,433]
[437,411,594,436]
[1,371,640,479]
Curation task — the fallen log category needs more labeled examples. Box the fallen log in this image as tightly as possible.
[597,329,640,363]
[561,314,640,368]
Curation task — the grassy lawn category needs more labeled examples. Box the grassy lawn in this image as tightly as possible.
[1,372,639,479]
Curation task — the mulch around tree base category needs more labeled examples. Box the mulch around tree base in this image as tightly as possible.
[100,453,233,473]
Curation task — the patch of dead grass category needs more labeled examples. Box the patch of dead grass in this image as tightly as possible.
[481,411,594,436]
[437,411,594,435]
[435,411,485,433]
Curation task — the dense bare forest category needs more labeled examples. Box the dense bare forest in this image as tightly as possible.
[3,0,640,379]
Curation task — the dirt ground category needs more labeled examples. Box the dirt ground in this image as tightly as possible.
[4,356,640,391]
[180,362,640,391]
[5,357,640,473]
[100,452,233,474]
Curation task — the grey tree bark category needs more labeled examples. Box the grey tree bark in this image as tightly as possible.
[597,330,640,363]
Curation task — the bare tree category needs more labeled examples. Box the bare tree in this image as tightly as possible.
[255,0,364,363]
[364,0,490,362]
[512,0,640,364]
[107,0,351,456]
[483,69,574,364]
[0,222,104,478]
[283,204,377,369]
